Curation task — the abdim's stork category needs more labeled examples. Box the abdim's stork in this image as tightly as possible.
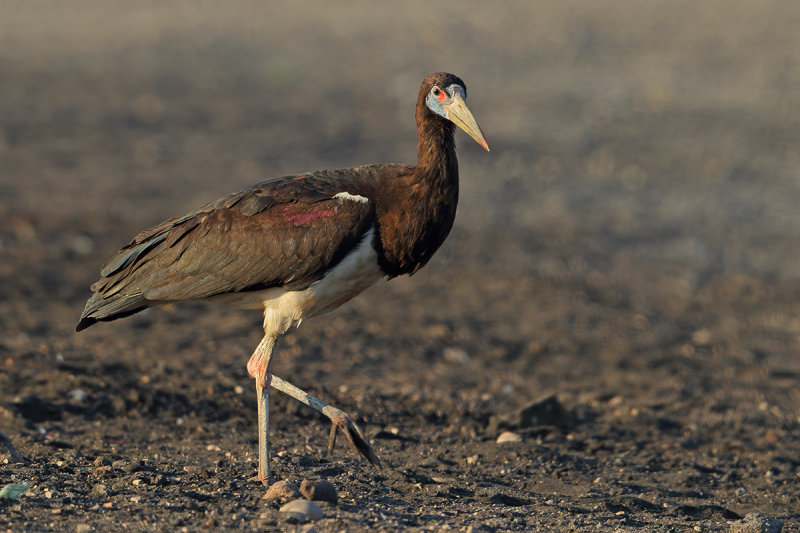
[77,72,489,484]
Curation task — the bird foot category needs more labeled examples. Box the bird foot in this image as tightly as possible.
[268,375,382,470]
[250,472,274,486]
[327,408,382,470]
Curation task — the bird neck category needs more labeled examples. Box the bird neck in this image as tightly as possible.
[372,105,461,278]
[415,111,458,187]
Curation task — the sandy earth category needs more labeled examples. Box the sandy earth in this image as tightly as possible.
[1,2,800,531]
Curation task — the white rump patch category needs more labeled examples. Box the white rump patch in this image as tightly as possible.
[333,192,369,204]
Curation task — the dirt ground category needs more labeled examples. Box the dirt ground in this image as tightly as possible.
[2,2,800,531]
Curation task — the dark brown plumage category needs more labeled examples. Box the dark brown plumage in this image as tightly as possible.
[77,72,489,484]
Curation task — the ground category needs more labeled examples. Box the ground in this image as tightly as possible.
[1,2,800,531]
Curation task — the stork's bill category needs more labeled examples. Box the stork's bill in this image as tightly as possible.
[445,94,490,151]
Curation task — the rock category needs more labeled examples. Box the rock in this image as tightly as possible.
[729,513,783,533]
[91,466,111,479]
[76,524,92,533]
[487,394,575,434]
[281,512,306,524]
[90,483,108,498]
[262,480,301,502]
[0,483,28,499]
[68,389,88,403]
[280,499,324,522]
[496,431,522,444]
[443,347,470,363]
[299,479,338,504]
[93,456,112,467]
[487,492,529,507]
[301,526,320,533]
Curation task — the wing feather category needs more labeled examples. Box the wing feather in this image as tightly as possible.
[77,170,381,330]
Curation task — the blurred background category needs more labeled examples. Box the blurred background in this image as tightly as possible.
[3,0,799,391]
[1,1,799,529]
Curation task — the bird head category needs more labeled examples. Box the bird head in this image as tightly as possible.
[423,73,490,151]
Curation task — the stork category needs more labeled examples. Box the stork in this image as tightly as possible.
[77,72,489,484]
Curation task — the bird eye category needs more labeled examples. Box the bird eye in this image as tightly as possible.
[431,86,447,102]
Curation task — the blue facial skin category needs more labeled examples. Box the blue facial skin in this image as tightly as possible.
[425,84,466,119]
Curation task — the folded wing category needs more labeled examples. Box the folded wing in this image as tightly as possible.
[77,172,375,331]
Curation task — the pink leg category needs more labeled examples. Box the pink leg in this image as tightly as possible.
[246,335,380,484]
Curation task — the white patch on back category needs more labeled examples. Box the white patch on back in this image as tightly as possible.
[211,228,382,337]
[333,192,369,204]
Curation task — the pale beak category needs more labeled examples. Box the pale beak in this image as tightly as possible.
[445,94,490,151]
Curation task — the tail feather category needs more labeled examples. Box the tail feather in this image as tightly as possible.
[76,293,149,331]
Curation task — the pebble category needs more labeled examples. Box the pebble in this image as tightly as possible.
[93,456,112,467]
[90,484,108,498]
[279,499,324,522]
[729,513,783,533]
[262,480,300,502]
[299,479,338,504]
[496,431,522,444]
[68,389,88,403]
[487,394,575,434]
[91,466,111,479]
[76,524,92,533]
[443,347,470,363]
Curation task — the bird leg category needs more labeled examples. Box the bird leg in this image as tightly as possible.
[247,335,276,485]
[269,375,381,469]
[246,334,381,484]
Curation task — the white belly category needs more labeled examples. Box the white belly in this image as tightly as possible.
[212,228,383,336]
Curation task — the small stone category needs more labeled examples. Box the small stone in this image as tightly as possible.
[92,466,111,479]
[91,484,108,498]
[282,512,306,524]
[487,394,575,434]
[76,524,92,533]
[443,347,470,363]
[466,454,479,465]
[299,479,338,504]
[691,328,712,346]
[280,499,323,522]
[93,456,112,467]
[68,389,88,403]
[729,513,783,533]
[496,431,522,444]
[301,526,319,533]
[263,480,300,502]
[488,492,529,507]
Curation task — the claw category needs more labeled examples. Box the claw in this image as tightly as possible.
[269,374,382,469]
[327,410,381,469]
